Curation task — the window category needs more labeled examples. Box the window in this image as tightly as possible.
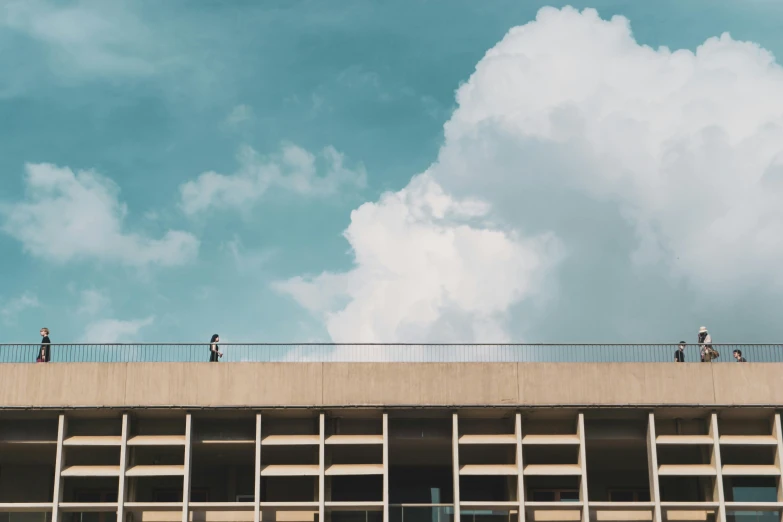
[530,490,579,502]
[607,490,650,502]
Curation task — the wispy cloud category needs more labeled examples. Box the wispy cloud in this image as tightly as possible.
[1,163,200,267]
[223,104,254,129]
[179,143,367,216]
[81,316,154,343]
[1,0,158,80]
[0,292,40,324]
[76,289,111,316]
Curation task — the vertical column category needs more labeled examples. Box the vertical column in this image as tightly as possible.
[117,414,130,522]
[319,413,326,522]
[255,413,262,522]
[710,413,726,522]
[51,414,67,522]
[383,413,390,522]
[646,413,662,522]
[577,413,589,522]
[773,413,783,505]
[452,412,461,522]
[182,413,193,522]
[515,413,525,522]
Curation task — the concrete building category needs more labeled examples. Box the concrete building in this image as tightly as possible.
[2,351,783,522]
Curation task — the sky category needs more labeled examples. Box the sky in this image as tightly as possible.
[2,0,783,344]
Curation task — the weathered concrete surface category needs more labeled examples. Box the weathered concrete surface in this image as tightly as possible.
[322,363,519,405]
[517,363,717,406]
[0,363,780,408]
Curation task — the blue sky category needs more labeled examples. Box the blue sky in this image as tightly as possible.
[2,0,783,344]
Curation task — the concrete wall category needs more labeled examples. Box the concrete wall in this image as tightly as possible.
[0,363,781,409]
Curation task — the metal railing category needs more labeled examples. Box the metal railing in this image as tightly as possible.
[0,343,780,363]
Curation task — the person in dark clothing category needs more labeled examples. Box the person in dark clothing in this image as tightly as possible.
[733,349,747,362]
[38,327,51,363]
[209,334,223,362]
[674,341,686,362]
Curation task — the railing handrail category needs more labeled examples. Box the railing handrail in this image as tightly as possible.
[1,342,780,346]
[2,343,777,363]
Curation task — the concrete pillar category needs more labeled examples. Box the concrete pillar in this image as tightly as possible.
[51,414,66,522]
[117,413,130,522]
[452,412,461,522]
[182,413,193,522]
[255,413,262,522]
[647,413,662,522]
[710,413,726,522]
[383,412,389,522]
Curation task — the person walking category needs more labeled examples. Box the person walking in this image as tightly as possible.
[674,341,686,362]
[698,326,718,362]
[733,349,747,362]
[209,334,223,362]
[38,328,51,363]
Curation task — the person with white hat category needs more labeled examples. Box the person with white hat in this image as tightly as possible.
[698,326,717,362]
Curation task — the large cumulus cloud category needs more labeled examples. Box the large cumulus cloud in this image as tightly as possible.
[278,7,783,342]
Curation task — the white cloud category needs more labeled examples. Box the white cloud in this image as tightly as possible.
[1,163,199,267]
[81,316,154,343]
[275,175,562,342]
[179,143,367,215]
[434,6,783,291]
[77,289,111,316]
[0,292,40,324]
[278,7,783,342]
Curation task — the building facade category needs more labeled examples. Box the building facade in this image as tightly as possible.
[1,359,782,522]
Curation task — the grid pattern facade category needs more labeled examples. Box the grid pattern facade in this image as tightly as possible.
[2,409,782,522]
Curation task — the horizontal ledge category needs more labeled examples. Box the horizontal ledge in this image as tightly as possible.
[593,510,652,521]
[588,503,655,508]
[655,435,714,445]
[325,502,383,511]
[459,434,518,445]
[326,464,384,476]
[126,502,183,511]
[260,464,319,476]
[524,503,582,509]
[326,435,383,445]
[0,503,53,513]
[61,465,120,477]
[0,440,56,445]
[126,465,185,477]
[660,503,719,509]
[523,464,582,476]
[657,465,716,476]
[63,436,122,446]
[325,502,383,507]
[721,464,780,476]
[719,435,778,446]
[59,503,118,512]
[259,502,319,508]
[194,439,254,445]
[189,503,255,511]
[261,435,319,446]
[128,435,186,446]
[460,464,519,476]
[724,502,783,511]
[522,435,580,445]
[461,501,519,509]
